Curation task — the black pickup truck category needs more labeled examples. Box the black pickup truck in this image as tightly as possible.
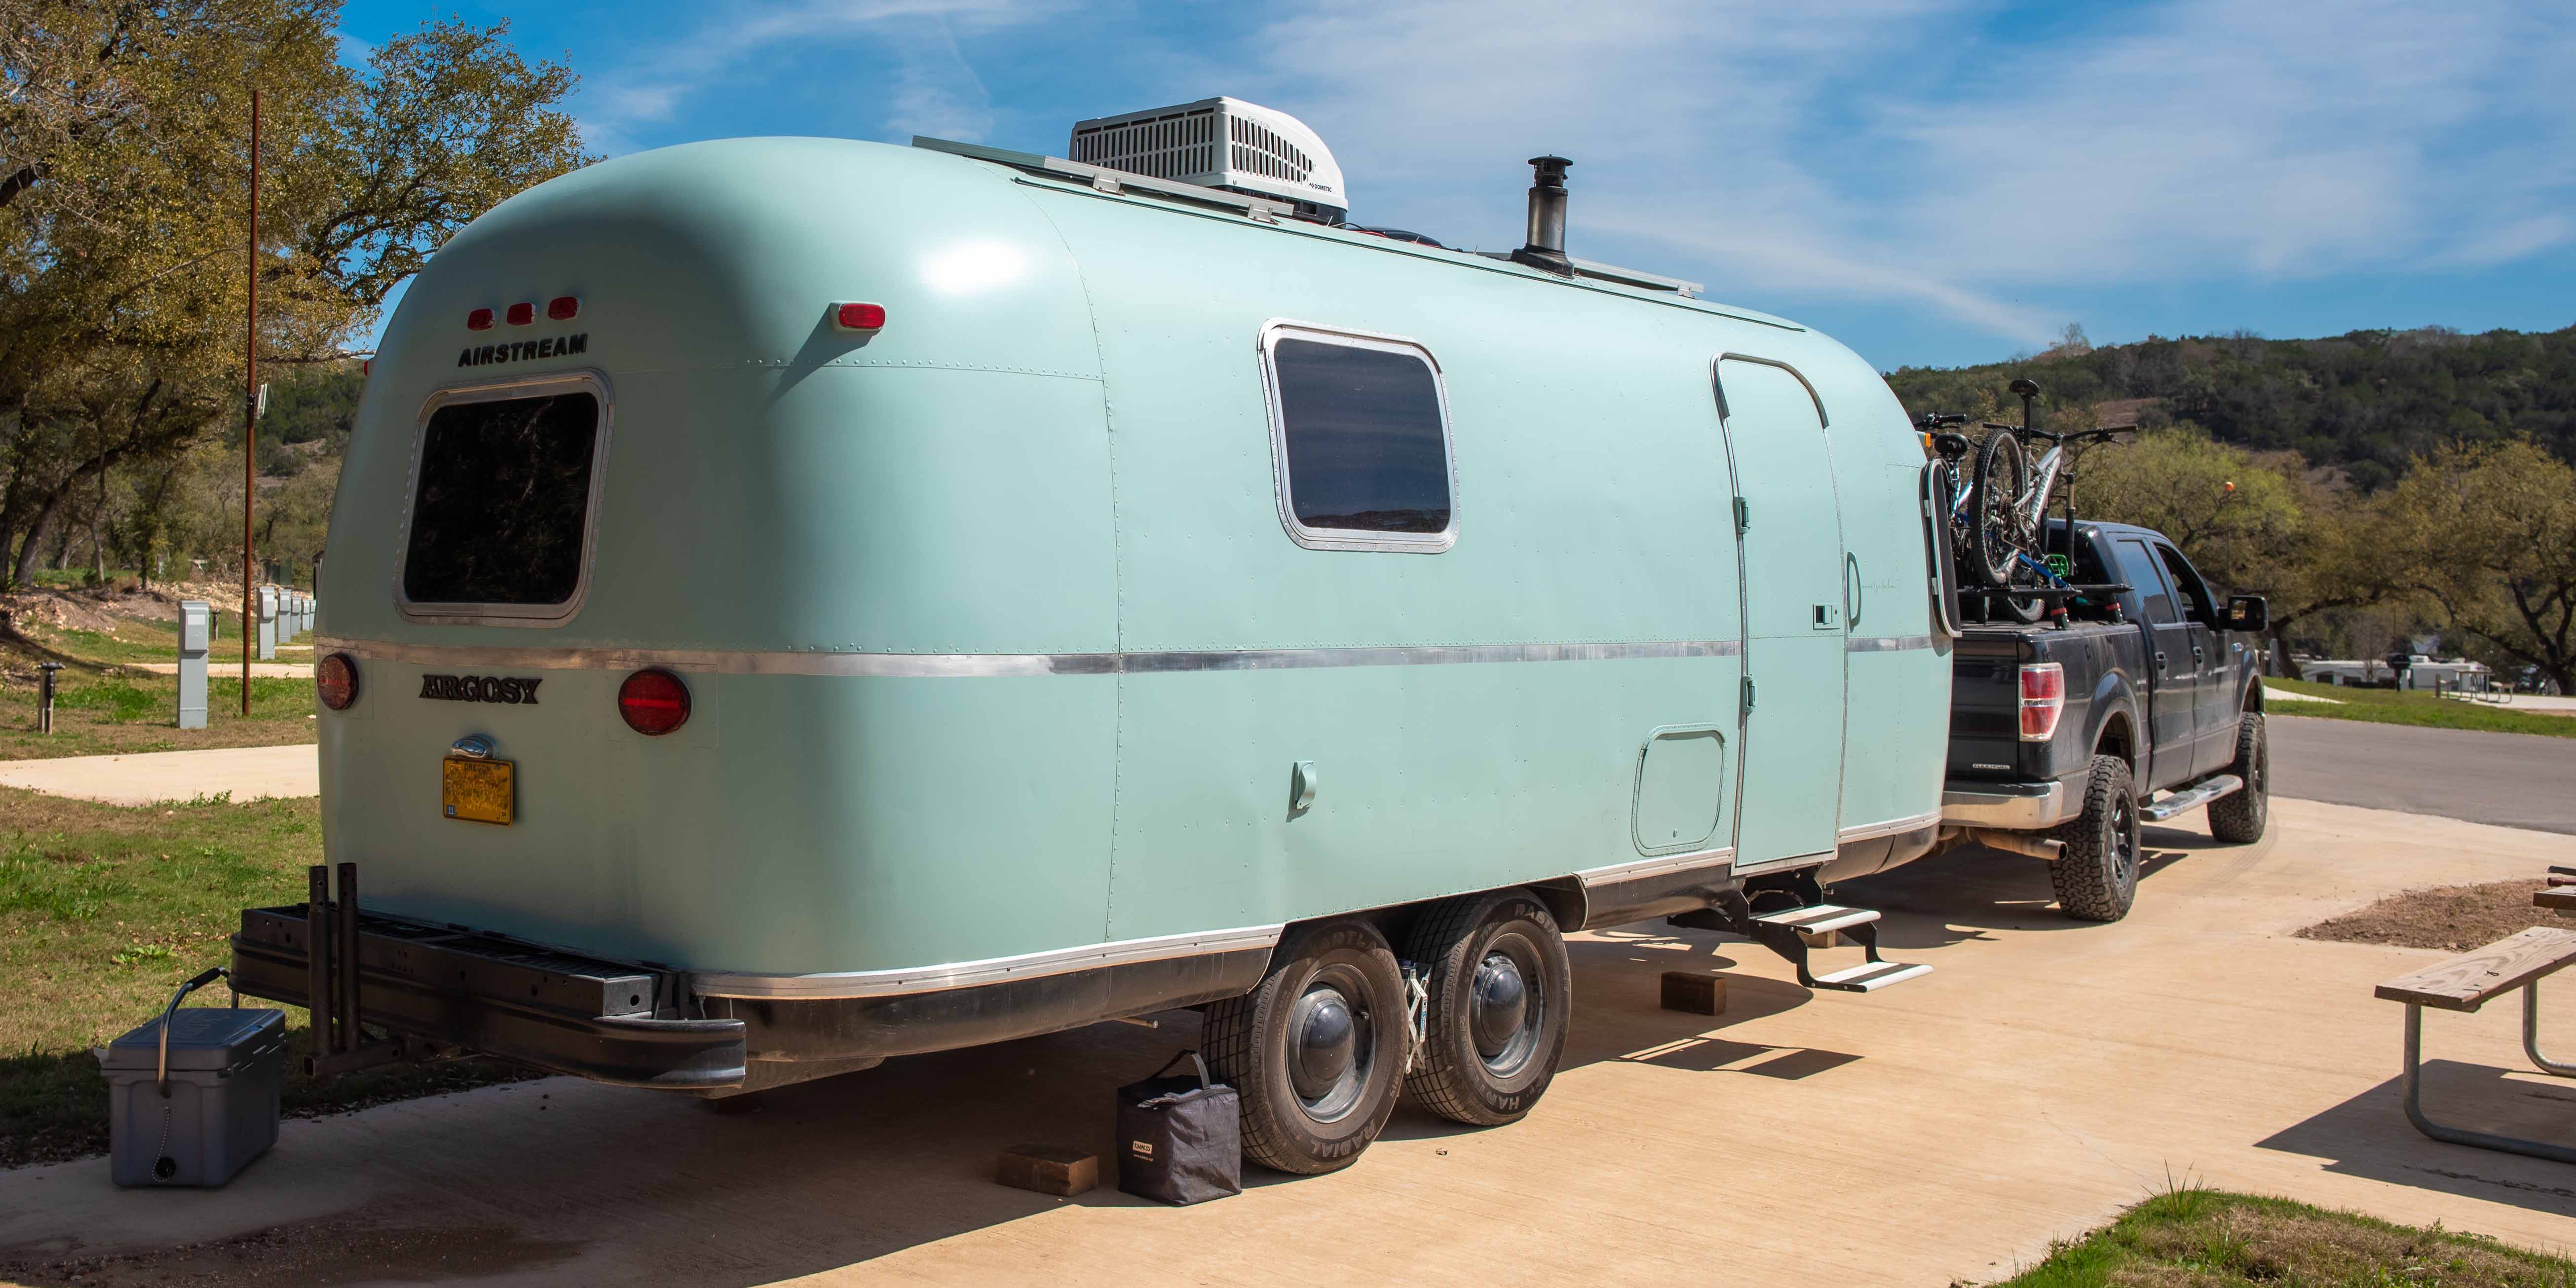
[1937,521,2272,921]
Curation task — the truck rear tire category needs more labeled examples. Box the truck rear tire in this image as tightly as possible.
[2050,754,2140,922]
[1401,890,1571,1127]
[1203,920,1408,1175]
[2205,712,2269,844]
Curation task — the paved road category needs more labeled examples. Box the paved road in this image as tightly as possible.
[2271,713,2576,835]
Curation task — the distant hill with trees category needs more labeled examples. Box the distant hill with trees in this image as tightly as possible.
[1888,325,2576,691]
[1884,325,2576,489]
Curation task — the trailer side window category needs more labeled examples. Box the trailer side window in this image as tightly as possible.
[401,386,605,617]
[1262,327,1454,552]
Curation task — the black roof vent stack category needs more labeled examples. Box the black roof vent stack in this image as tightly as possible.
[1511,155,1574,277]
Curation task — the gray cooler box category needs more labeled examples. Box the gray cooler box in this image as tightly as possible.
[100,1004,286,1186]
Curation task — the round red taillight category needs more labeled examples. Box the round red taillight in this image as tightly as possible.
[617,668,690,736]
[316,652,359,711]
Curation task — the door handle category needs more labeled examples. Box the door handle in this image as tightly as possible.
[2154,651,2167,672]
[2193,646,2205,667]
[1846,553,1863,628]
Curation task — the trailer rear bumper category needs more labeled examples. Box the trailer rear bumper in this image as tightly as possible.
[230,906,747,1090]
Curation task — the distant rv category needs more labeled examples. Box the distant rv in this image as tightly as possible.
[237,99,1959,1176]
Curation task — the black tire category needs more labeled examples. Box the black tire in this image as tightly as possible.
[1204,920,1408,1175]
[2205,712,2270,844]
[1401,890,1571,1127]
[2050,754,2141,922]
[1971,430,2033,588]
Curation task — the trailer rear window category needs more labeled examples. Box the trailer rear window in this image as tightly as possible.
[402,388,603,614]
[1264,330,1454,551]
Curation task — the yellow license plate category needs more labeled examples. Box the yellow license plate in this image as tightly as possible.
[442,756,515,825]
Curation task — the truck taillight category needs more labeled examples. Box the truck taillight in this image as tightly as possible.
[2019,662,2064,742]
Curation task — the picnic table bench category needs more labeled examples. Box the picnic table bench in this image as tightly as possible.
[2375,921,2576,1163]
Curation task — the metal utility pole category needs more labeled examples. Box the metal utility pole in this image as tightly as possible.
[241,89,260,715]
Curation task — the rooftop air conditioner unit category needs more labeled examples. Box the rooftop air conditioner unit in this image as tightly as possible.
[1069,97,1347,223]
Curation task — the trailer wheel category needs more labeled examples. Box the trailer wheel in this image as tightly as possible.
[2049,754,2140,922]
[1401,890,1571,1127]
[1204,920,1408,1175]
[2205,712,2269,844]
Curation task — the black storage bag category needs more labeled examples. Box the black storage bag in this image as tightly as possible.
[1115,1050,1241,1205]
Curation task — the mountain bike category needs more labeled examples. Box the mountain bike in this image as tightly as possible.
[1921,379,2132,623]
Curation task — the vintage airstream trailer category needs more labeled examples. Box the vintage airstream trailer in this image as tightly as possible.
[237,108,1954,1175]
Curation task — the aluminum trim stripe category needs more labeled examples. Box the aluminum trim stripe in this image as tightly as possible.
[315,636,1745,677]
[692,924,1288,999]
[1836,810,1944,844]
[1574,847,1735,887]
[1847,634,1935,653]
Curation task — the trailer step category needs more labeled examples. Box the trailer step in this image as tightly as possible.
[1812,960,1934,992]
[1671,897,1932,994]
[2140,773,2244,823]
[1751,904,1881,936]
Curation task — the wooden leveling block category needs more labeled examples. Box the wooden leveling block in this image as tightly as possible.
[997,1144,1099,1196]
[1660,971,1728,1016]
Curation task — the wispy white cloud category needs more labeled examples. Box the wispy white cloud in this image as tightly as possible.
[577,0,1050,153]
[1188,0,2576,345]
[559,0,2576,349]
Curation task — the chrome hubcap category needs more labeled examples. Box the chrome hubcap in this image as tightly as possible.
[1471,954,1527,1057]
[1470,933,1546,1079]
[1285,967,1374,1122]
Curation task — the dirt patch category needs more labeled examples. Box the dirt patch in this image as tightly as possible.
[0,589,125,635]
[2297,880,2574,952]
[0,1211,584,1287]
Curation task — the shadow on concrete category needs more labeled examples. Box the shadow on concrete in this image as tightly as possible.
[4,914,1878,1285]
[2256,1060,2576,1217]
[1835,838,2195,951]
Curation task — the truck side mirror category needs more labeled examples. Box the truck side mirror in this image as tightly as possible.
[2226,594,2269,634]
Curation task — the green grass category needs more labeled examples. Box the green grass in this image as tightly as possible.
[0,611,318,760]
[1986,1185,2576,1286]
[0,788,536,1168]
[2266,676,2576,739]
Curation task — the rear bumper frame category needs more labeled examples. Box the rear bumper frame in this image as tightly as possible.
[1941,773,2083,831]
[230,906,747,1090]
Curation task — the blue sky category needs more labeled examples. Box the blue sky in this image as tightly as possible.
[337,0,2576,371]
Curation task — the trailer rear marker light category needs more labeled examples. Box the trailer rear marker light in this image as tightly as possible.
[834,302,886,332]
[317,653,360,711]
[548,295,580,321]
[505,302,535,326]
[2018,662,2064,742]
[618,668,690,736]
[466,308,494,331]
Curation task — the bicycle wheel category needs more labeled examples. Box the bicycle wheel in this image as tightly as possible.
[1970,431,2033,589]
[1994,554,2047,624]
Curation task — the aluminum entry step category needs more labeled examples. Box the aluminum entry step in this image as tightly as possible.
[2140,773,2244,822]
[1813,961,1933,991]
[1751,904,1881,935]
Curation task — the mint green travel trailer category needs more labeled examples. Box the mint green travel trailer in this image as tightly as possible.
[237,103,1955,1175]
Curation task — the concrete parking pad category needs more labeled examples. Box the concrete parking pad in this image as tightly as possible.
[2,797,2572,1286]
[0,743,317,806]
